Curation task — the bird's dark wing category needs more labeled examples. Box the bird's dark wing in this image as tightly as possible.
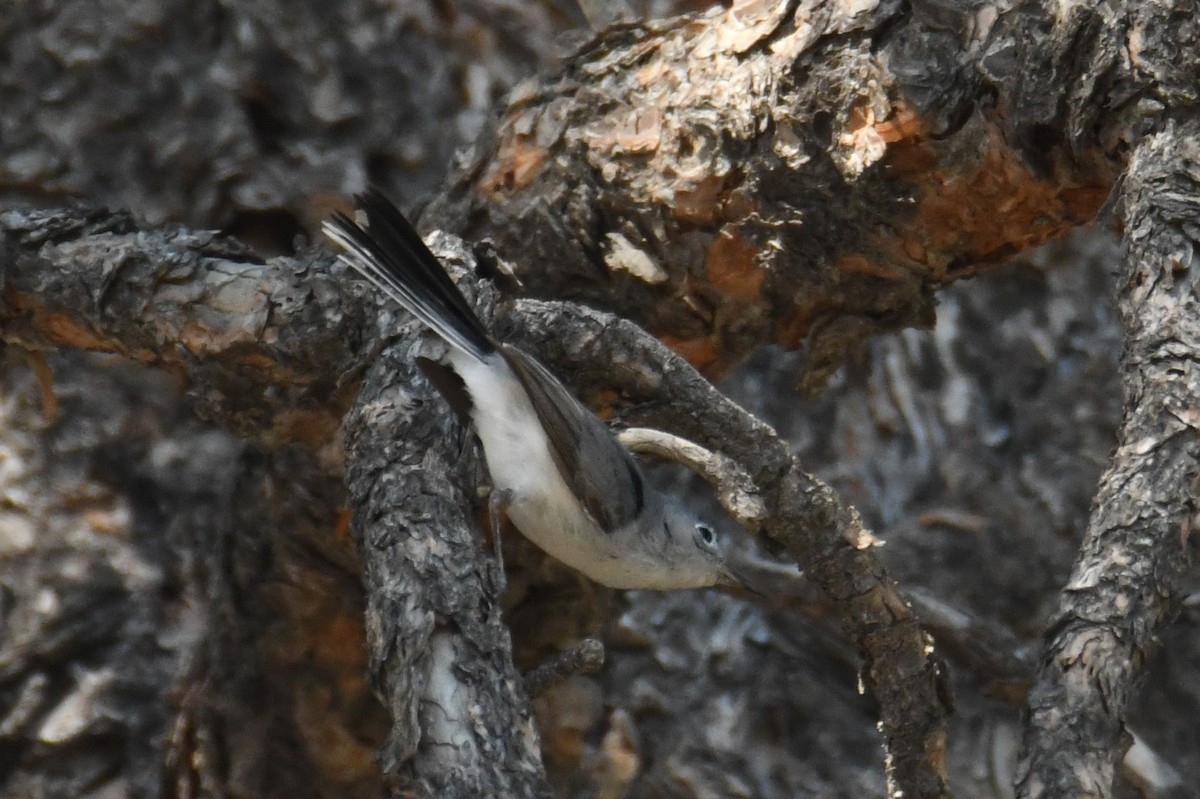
[501,345,645,533]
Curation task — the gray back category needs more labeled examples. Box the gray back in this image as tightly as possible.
[501,345,647,534]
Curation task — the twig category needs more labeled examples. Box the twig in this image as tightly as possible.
[523,639,606,698]
[616,427,769,526]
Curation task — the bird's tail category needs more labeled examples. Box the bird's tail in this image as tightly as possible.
[322,189,494,360]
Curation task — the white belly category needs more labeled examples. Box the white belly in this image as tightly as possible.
[447,351,659,588]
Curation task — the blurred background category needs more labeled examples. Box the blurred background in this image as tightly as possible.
[2,1,1197,797]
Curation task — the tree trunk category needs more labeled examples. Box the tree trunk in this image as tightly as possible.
[2,1,1198,798]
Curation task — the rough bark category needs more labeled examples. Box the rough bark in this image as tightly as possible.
[0,0,565,231]
[338,238,548,796]
[1015,120,1200,799]
[1,201,952,796]
[3,0,1200,798]
[0,347,387,799]
[499,298,953,796]
[426,0,1128,389]
[0,206,359,447]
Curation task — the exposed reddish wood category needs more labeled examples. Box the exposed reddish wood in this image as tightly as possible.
[481,137,549,199]
[658,332,720,370]
[704,227,765,300]
[886,112,1115,275]
[672,173,735,225]
[37,307,122,353]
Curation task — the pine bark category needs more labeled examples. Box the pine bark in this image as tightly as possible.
[2,1,1199,798]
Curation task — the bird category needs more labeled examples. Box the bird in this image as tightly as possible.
[323,190,742,590]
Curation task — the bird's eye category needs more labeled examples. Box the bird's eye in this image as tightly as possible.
[696,523,716,546]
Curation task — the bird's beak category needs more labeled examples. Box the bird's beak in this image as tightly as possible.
[718,563,764,597]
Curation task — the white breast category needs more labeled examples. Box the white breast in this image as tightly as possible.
[446,350,664,588]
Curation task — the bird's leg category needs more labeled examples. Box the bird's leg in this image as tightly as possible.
[487,487,514,592]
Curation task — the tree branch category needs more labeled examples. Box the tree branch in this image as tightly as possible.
[338,235,550,796]
[499,299,953,798]
[523,639,606,698]
[7,2,1199,796]
[427,0,1133,390]
[617,426,769,526]
[0,206,360,448]
[3,206,954,797]
[1015,118,1200,798]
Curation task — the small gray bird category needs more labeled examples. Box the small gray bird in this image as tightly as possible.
[323,190,741,590]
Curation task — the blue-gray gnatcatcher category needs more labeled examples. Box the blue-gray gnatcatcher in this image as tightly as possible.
[323,190,742,590]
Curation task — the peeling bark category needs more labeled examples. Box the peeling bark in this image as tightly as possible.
[3,0,1200,798]
[2,202,952,795]
[338,239,548,796]
[427,0,1131,390]
[0,207,359,448]
[1016,120,1200,799]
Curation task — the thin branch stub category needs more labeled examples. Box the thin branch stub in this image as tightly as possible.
[617,427,769,527]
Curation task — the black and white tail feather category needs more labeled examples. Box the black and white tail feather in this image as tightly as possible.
[323,190,493,361]
[321,190,744,591]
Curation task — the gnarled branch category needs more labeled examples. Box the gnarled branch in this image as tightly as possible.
[1015,118,1200,799]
